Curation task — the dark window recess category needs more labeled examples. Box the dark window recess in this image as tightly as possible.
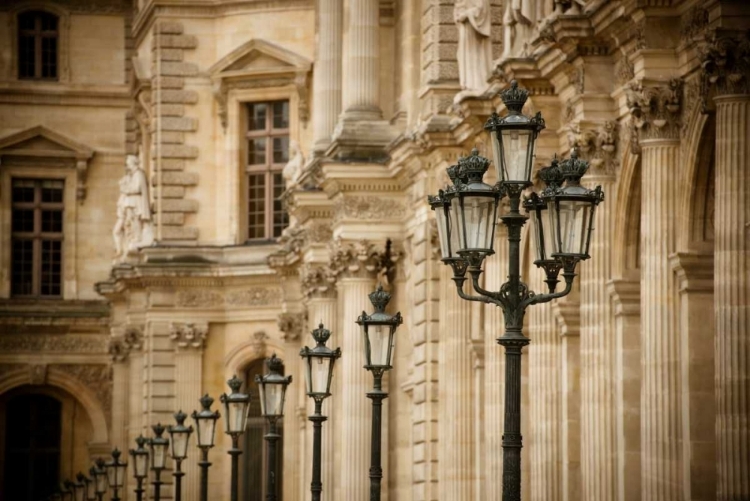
[18,11,59,80]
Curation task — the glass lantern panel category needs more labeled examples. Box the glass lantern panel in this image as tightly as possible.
[367,324,393,367]
[171,431,190,459]
[434,204,451,259]
[134,454,148,477]
[226,400,249,433]
[491,130,503,183]
[74,486,85,501]
[548,199,592,255]
[500,129,532,183]
[115,465,126,487]
[312,357,332,394]
[106,466,116,486]
[95,473,108,493]
[152,443,168,469]
[196,417,217,447]
[261,384,284,416]
[459,195,496,251]
[86,480,96,499]
[531,207,555,262]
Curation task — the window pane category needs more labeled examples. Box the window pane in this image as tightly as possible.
[272,137,289,164]
[42,36,57,78]
[248,138,266,165]
[248,103,268,131]
[272,102,289,129]
[41,13,57,31]
[19,13,35,30]
[272,173,288,238]
[11,239,34,296]
[12,209,35,233]
[12,179,36,202]
[18,35,35,78]
[41,180,64,202]
[41,210,63,233]
[248,174,266,240]
[41,240,62,296]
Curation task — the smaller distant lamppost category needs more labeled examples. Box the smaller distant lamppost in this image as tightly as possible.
[168,410,194,501]
[150,423,169,501]
[129,435,149,501]
[62,480,75,501]
[93,458,109,501]
[300,323,341,501]
[73,473,87,501]
[256,354,293,501]
[52,486,64,501]
[86,467,99,501]
[220,375,251,501]
[193,394,220,501]
[356,284,403,501]
[106,448,127,501]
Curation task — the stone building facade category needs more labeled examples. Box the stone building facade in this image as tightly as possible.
[0,0,748,500]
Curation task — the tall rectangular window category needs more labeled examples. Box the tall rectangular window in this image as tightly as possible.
[18,11,59,80]
[246,101,290,240]
[11,179,64,297]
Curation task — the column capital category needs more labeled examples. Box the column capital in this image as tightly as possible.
[277,311,308,342]
[566,120,619,177]
[300,263,337,299]
[108,324,144,362]
[701,29,750,102]
[670,251,714,294]
[328,237,399,283]
[626,78,683,149]
[169,322,208,350]
[606,277,640,318]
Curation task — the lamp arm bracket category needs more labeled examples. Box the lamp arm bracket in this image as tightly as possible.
[522,274,574,308]
[455,280,495,304]
[470,272,506,306]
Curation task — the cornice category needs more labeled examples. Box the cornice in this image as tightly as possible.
[0,83,131,108]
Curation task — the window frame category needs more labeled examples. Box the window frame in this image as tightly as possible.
[17,10,60,81]
[5,5,70,83]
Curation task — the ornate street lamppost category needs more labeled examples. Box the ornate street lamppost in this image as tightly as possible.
[86,467,99,501]
[256,354,293,501]
[93,458,109,501]
[300,323,341,501]
[168,410,194,501]
[105,448,127,501]
[150,423,169,501]
[73,473,87,501]
[356,285,403,501]
[428,80,603,501]
[129,435,149,501]
[220,375,251,501]
[192,394,220,501]
[62,481,75,501]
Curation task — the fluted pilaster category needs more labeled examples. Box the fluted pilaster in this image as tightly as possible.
[640,139,682,500]
[714,94,750,500]
[438,264,474,500]
[341,0,381,119]
[312,0,343,152]
[580,172,617,501]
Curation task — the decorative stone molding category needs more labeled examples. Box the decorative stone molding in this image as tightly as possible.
[627,79,683,150]
[175,287,283,308]
[299,264,336,299]
[333,196,407,223]
[680,6,710,44]
[566,66,584,95]
[51,364,113,422]
[0,334,108,353]
[701,30,750,102]
[29,364,48,385]
[170,322,209,349]
[277,312,307,342]
[108,325,143,362]
[615,52,635,85]
[566,121,618,174]
[251,331,268,354]
[328,238,399,284]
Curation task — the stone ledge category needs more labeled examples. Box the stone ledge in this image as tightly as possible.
[160,90,198,104]
[157,35,198,50]
[158,144,199,159]
[160,62,199,77]
[160,171,199,186]
[161,199,198,212]
[161,116,197,132]
[162,186,185,198]
[158,22,184,35]
[160,104,185,116]
[161,226,199,240]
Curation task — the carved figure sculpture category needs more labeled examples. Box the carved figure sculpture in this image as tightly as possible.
[113,154,154,262]
[455,0,493,92]
[282,140,305,186]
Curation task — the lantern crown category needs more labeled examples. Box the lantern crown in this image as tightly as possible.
[457,148,491,184]
[152,423,166,438]
[198,393,214,411]
[89,466,97,477]
[226,374,242,394]
[368,284,391,313]
[76,472,85,483]
[501,80,529,113]
[539,156,564,188]
[558,148,589,185]
[266,353,284,374]
[111,448,121,460]
[174,409,187,426]
[311,323,331,345]
[95,458,106,469]
[135,434,147,448]
[446,164,464,186]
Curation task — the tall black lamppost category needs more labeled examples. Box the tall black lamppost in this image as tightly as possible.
[428,80,603,501]
[167,410,193,501]
[130,435,149,501]
[356,285,403,501]
[192,394,220,501]
[73,473,87,501]
[256,354,293,501]
[62,481,74,501]
[86,467,99,501]
[105,448,127,501]
[220,376,251,501]
[300,323,341,501]
[150,423,169,501]
[92,458,108,501]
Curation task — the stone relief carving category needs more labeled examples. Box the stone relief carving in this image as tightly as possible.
[327,238,400,286]
[615,52,635,85]
[175,287,283,308]
[277,312,307,342]
[680,6,709,44]
[29,364,48,385]
[251,331,269,355]
[455,0,493,94]
[170,322,209,349]
[113,154,154,263]
[701,30,750,104]
[299,264,336,299]
[282,140,305,187]
[0,335,108,353]
[567,121,619,174]
[108,325,144,362]
[626,79,683,151]
[52,364,113,421]
[333,196,407,223]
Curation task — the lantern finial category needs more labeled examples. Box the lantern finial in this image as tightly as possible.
[312,323,331,345]
[112,448,121,459]
[135,434,147,448]
[152,423,165,437]
[174,409,187,425]
[539,156,564,191]
[198,393,214,410]
[368,284,391,313]
[500,80,529,113]
[559,148,589,185]
[266,353,284,374]
[227,374,242,393]
[457,149,491,184]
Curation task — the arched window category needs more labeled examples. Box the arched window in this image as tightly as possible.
[18,11,59,80]
[243,359,284,501]
[1,393,62,501]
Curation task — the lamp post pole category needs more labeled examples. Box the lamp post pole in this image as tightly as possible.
[199,447,211,501]
[367,371,387,501]
[264,419,280,501]
[309,400,327,501]
[229,433,241,501]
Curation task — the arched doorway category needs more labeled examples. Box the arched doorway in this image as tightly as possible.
[243,358,284,501]
[1,393,62,501]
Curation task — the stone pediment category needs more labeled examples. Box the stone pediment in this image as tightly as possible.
[0,126,94,199]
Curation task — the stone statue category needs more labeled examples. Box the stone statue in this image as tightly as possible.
[454,0,493,93]
[113,154,154,262]
[282,140,304,187]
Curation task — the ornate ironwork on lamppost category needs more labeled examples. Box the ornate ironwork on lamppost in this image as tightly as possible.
[220,376,251,501]
[300,323,341,501]
[429,80,604,501]
[168,410,193,501]
[129,435,149,501]
[105,448,127,501]
[92,458,108,501]
[192,394,220,501]
[356,285,403,501]
[149,423,169,501]
[256,354,293,501]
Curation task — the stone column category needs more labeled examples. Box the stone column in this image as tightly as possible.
[438,265,474,500]
[628,79,683,501]
[312,0,343,153]
[341,0,381,120]
[170,321,208,501]
[577,128,618,501]
[703,31,750,501]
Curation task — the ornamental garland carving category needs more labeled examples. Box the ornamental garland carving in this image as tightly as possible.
[299,264,337,299]
[277,312,307,341]
[108,325,144,362]
[333,196,407,223]
[327,238,400,285]
[170,322,208,349]
[626,79,683,150]
[0,335,108,354]
[701,30,750,103]
[566,121,618,175]
[175,287,283,308]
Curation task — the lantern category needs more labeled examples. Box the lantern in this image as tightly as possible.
[168,410,193,460]
[300,323,341,400]
[129,435,149,479]
[149,423,169,470]
[256,354,293,419]
[356,285,403,372]
[220,375,251,435]
[192,394,220,448]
